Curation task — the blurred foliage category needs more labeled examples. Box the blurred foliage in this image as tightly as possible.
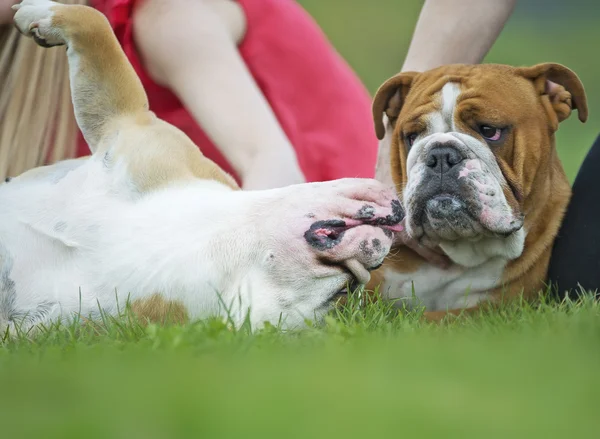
[298,0,599,181]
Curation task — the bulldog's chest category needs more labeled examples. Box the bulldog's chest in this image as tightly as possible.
[379,258,506,311]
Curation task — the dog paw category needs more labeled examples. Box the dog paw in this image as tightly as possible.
[302,178,404,230]
[267,178,404,285]
[12,0,65,47]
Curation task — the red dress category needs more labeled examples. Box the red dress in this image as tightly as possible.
[82,0,378,184]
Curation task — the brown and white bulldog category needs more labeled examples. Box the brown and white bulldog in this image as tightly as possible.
[369,63,588,318]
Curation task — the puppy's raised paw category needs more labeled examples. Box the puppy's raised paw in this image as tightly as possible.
[13,0,65,47]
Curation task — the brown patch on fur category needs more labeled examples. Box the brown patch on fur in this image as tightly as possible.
[112,116,239,193]
[366,246,427,301]
[366,267,386,292]
[130,294,189,325]
[48,5,148,147]
[422,306,482,322]
[367,245,426,291]
[371,63,587,317]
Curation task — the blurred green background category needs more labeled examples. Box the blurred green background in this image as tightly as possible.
[2,312,600,439]
[298,0,599,181]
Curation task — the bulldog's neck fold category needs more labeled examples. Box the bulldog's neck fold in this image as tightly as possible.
[439,227,526,268]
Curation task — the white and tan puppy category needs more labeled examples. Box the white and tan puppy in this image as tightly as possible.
[369,63,588,319]
[0,0,403,333]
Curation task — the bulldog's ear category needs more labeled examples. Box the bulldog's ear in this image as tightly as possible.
[517,63,588,124]
[372,72,418,140]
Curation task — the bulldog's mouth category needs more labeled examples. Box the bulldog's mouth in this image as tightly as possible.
[415,192,523,242]
[425,194,466,220]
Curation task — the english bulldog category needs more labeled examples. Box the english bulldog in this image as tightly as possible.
[369,62,588,318]
[0,0,403,334]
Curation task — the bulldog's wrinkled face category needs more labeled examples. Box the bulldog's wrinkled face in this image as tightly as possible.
[373,63,587,266]
[402,80,524,245]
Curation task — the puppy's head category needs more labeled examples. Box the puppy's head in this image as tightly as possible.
[373,63,587,265]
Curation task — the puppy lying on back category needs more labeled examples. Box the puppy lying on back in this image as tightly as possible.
[369,63,587,318]
[0,0,404,333]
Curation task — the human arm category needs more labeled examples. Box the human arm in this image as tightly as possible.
[401,0,517,72]
[133,0,305,190]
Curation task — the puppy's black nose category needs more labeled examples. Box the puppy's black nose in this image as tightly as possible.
[426,146,464,173]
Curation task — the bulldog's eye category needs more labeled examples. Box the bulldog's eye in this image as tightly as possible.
[479,125,502,142]
[405,133,418,147]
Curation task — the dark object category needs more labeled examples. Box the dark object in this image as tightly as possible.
[548,133,600,299]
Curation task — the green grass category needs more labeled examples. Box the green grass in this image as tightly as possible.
[2,291,600,438]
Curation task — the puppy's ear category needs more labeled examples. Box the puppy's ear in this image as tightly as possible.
[517,63,588,125]
[372,72,418,140]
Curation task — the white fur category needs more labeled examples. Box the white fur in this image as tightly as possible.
[440,228,526,268]
[375,114,396,189]
[380,258,505,311]
[441,82,461,127]
[12,0,61,44]
[1,160,397,331]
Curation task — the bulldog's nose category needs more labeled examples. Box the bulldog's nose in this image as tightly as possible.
[426,146,464,173]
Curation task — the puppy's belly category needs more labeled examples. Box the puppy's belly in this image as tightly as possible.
[0,159,160,325]
[379,258,506,311]
[0,157,244,328]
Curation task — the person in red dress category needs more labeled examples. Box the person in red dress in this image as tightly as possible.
[80,0,378,189]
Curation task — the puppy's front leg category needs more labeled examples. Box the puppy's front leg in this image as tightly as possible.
[13,0,239,192]
[13,0,149,152]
